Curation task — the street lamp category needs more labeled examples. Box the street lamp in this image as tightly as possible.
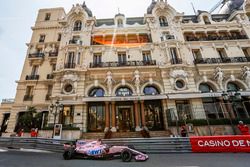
[222,90,241,134]
[49,100,63,138]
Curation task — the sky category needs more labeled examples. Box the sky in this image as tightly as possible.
[0,0,219,101]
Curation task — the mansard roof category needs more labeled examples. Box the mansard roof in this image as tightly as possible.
[96,17,144,27]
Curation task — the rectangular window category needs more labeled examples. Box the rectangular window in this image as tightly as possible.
[192,49,202,59]
[118,52,127,64]
[31,65,38,75]
[26,86,34,96]
[217,48,227,59]
[47,85,53,95]
[45,13,51,21]
[39,35,46,43]
[67,52,75,64]
[77,52,81,65]
[176,100,192,121]
[170,48,180,64]
[142,51,152,62]
[52,64,56,71]
[242,48,250,57]
[57,34,61,41]
[93,53,102,64]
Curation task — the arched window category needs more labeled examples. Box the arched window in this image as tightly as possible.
[117,19,123,28]
[203,16,211,24]
[89,88,105,97]
[199,83,214,93]
[143,86,159,95]
[74,20,82,31]
[116,87,132,96]
[159,16,168,27]
[227,82,240,91]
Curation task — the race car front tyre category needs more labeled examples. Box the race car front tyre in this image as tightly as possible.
[63,149,74,160]
[121,149,132,162]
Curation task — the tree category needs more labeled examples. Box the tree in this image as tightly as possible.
[17,106,38,131]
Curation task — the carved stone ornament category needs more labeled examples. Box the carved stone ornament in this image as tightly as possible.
[170,69,188,79]
[61,72,79,94]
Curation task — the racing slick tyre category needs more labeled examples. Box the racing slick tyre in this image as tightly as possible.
[63,149,75,160]
[121,149,132,162]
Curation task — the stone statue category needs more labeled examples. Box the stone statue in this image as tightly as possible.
[133,70,141,94]
[243,66,250,88]
[105,71,114,96]
[214,67,224,90]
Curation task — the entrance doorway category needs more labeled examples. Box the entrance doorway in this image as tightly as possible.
[1,113,10,133]
[118,108,131,132]
[116,104,134,132]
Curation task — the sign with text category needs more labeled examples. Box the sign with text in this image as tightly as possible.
[190,135,250,152]
[53,124,62,140]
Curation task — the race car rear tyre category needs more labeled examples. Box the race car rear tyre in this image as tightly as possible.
[63,149,74,160]
[121,149,132,162]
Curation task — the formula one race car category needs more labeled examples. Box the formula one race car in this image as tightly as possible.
[63,139,148,162]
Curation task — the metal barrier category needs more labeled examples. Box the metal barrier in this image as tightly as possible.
[0,137,73,152]
[0,137,192,153]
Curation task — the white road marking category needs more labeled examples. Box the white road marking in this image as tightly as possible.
[19,148,52,153]
[0,149,7,152]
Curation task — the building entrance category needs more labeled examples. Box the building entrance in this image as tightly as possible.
[116,105,134,132]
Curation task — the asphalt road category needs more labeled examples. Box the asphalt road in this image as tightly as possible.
[0,149,249,167]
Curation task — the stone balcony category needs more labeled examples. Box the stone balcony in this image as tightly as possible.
[194,57,250,64]
[89,60,156,68]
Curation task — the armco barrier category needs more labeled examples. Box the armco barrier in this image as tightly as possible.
[190,135,250,153]
[0,137,73,152]
[0,137,192,153]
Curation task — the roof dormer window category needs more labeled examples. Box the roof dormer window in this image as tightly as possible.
[159,16,168,27]
[73,20,82,31]
[117,19,123,28]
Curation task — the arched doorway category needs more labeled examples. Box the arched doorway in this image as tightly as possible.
[87,87,105,132]
[226,82,249,119]
[143,86,164,131]
[199,83,224,119]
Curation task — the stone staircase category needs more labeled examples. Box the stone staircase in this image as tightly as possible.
[81,132,105,139]
[81,130,172,139]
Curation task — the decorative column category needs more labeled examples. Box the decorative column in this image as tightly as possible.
[111,102,117,132]
[134,101,141,131]
[82,103,88,133]
[104,102,110,132]
[140,100,146,129]
[161,99,169,130]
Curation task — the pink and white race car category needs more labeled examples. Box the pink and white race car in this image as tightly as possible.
[63,139,149,162]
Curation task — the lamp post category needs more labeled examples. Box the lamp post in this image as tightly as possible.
[49,100,63,138]
[222,90,241,135]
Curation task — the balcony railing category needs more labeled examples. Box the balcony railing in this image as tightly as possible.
[47,74,54,80]
[2,98,15,103]
[160,23,168,27]
[170,58,182,65]
[49,52,58,57]
[26,75,39,80]
[185,35,248,42]
[64,63,76,69]
[45,94,51,101]
[69,40,82,45]
[73,27,81,31]
[194,57,250,64]
[23,95,33,101]
[89,60,157,68]
[28,53,45,58]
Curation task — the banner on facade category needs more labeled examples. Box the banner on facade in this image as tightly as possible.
[190,135,250,152]
[53,124,62,139]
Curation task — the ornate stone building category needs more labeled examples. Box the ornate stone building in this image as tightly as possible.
[1,0,250,138]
